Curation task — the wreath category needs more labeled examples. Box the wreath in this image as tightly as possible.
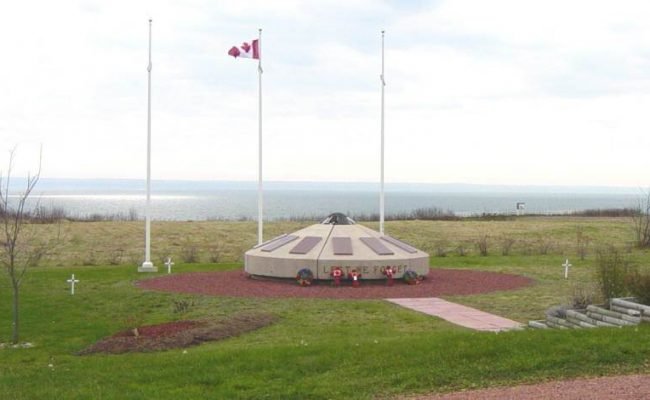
[296,268,314,286]
[403,270,422,285]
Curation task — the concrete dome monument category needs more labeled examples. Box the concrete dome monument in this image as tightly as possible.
[244,213,430,280]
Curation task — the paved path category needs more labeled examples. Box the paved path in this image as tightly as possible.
[386,297,523,331]
[402,374,650,400]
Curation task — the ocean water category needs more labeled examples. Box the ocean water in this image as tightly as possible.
[16,179,642,221]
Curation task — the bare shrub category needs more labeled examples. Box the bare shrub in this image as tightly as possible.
[172,299,195,314]
[595,246,636,300]
[570,208,638,217]
[208,244,222,263]
[127,252,142,267]
[500,236,516,256]
[576,226,591,260]
[128,207,139,221]
[31,205,67,223]
[626,270,650,305]
[181,244,199,263]
[69,208,140,222]
[537,237,554,255]
[108,248,125,265]
[520,239,534,256]
[456,242,469,257]
[476,234,489,256]
[410,207,458,221]
[82,251,97,266]
[570,283,598,309]
[352,207,458,222]
[434,241,448,257]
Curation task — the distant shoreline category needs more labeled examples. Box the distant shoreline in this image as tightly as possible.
[23,205,639,224]
[3,178,643,221]
[16,177,648,195]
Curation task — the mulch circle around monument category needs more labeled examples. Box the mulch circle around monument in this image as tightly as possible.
[137,268,534,299]
[78,313,276,355]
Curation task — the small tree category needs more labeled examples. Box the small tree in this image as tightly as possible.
[632,191,650,248]
[0,149,42,344]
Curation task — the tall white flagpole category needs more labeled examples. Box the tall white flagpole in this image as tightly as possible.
[139,18,157,272]
[257,28,264,246]
[380,30,386,235]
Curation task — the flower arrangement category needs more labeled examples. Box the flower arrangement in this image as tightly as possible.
[383,266,396,286]
[296,268,314,286]
[330,266,344,286]
[348,269,362,288]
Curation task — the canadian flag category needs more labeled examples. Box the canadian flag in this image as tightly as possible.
[228,39,260,59]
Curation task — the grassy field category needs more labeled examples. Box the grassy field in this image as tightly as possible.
[1,217,650,399]
[39,216,636,267]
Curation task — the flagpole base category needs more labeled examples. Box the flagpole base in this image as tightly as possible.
[138,261,157,273]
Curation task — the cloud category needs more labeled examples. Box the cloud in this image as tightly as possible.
[1,0,650,187]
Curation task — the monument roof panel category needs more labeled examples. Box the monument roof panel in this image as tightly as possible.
[332,237,353,255]
[289,236,322,255]
[360,237,394,255]
[261,235,299,252]
[381,236,418,254]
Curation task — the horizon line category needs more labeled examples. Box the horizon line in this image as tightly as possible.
[23,177,650,192]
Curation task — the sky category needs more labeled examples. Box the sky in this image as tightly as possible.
[2,0,650,187]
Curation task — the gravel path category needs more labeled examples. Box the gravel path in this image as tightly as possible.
[138,268,533,299]
[405,374,650,400]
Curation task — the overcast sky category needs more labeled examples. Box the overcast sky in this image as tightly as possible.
[2,0,650,187]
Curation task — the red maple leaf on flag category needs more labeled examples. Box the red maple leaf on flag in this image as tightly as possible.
[228,39,259,59]
[228,46,241,58]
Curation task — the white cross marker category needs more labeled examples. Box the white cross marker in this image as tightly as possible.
[67,274,79,295]
[165,257,174,274]
[563,259,572,279]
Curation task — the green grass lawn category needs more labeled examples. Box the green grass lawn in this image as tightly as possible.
[1,218,650,399]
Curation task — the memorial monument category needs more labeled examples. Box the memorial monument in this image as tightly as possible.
[244,213,429,280]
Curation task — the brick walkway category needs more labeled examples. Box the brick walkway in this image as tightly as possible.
[386,297,523,331]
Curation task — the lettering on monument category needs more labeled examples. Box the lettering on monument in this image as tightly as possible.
[321,264,407,277]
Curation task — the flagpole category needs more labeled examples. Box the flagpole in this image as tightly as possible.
[139,18,156,272]
[380,30,386,235]
[257,28,264,246]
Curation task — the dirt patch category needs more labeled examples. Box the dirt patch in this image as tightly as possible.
[138,268,533,299]
[79,313,276,355]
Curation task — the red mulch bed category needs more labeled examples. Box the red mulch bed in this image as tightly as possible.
[137,268,534,299]
[112,321,201,338]
[79,313,277,355]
